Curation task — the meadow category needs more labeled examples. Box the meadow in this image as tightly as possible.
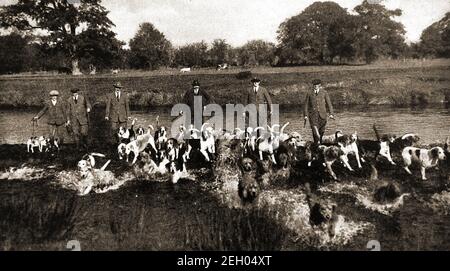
[0,59,449,109]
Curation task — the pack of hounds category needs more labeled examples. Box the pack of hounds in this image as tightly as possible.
[27,117,449,198]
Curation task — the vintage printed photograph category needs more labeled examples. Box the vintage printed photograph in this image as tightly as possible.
[0,0,449,253]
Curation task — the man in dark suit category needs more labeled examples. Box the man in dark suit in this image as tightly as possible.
[33,90,67,145]
[304,79,335,144]
[183,80,211,128]
[67,88,91,151]
[244,78,273,129]
[105,82,131,143]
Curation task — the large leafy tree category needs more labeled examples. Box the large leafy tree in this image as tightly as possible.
[237,40,276,66]
[277,1,355,65]
[0,0,122,74]
[0,32,30,74]
[419,12,450,58]
[128,22,173,70]
[173,41,209,67]
[209,39,231,66]
[353,0,407,63]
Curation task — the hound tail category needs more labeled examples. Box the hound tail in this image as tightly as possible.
[90,153,106,158]
[280,122,290,135]
[100,160,111,171]
[372,124,381,142]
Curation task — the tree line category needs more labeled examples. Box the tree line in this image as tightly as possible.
[0,0,448,75]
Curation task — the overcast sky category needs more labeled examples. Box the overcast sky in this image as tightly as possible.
[1,0,449,46]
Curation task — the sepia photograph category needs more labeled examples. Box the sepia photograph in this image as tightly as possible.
[0,0,449,256]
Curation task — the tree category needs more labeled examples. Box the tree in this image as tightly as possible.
[277,1,355,65]
[418,12,450,58]
[0,0,121,75]
[173,41,209,67]
[209,39,231,65]
[128,22,173,70]
[0,32,29,74]
[353,0,407,63]
[237,40,276,66]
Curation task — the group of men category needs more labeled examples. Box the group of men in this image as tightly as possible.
[33,77,335,152]
[33,82,130,151]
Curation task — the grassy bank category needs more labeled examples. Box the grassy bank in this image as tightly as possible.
[0,59,449,108]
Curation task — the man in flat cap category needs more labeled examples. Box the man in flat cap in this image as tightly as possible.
[105,82,131,144]
[33,90,67,147]
[304,79,335,145]
[183,80,211,129]
[67,88,91,151]
[244,77,273,130]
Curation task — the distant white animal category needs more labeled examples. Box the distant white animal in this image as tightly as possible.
[112,69,120,74]
[216,63,229,71]
[180,67,191,73]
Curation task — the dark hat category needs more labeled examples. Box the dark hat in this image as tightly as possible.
[70,88,80,94]
[113,82,124,89]
[192,80,200,87]
[251,77,261,83]
[312,79,322,85]
[49,90,59,96]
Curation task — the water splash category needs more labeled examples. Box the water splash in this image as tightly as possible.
[0,166,46,181]
[319,182,409,216]
[426,190,450,215]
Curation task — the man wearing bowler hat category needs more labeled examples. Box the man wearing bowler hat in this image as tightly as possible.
[33,90,67,147]
[105,82,131,143]
[244,77,273,129]
[183,80,211,128]
[67,88,91,151]
[304,79,335,144]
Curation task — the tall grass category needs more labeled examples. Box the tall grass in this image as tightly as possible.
[0,181,81,247]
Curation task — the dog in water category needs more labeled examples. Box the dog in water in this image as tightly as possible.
[77,153,112,195]
[238,157,259,202]
[402,146,446,180]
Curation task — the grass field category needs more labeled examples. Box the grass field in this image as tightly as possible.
[0,59,449,108]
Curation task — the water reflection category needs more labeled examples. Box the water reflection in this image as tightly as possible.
[1,105,449,145]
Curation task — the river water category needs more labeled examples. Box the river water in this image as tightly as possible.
[1,105,450,144]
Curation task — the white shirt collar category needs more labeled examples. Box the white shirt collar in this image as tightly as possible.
[51,100,57,106]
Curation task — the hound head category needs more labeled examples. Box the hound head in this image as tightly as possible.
[431,147,446,161]
[318,200,336,221]
[258,159,273,174]
[324,146,344,160]
[136,127,145,136]
[240,157,256,172]
[350,131,358,143]
[117,143,127,157]
[125,143,134,155]
[278,153,290,168]
[246,127,254,135]
[78,155,95,177]
[159,126,167,136]
[337,135,351,146]
[381,134,396,143]
[118,126,126,136]
[166,138,178,152]
[335,130,344,139]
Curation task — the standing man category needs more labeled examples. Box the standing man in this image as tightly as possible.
[244,78,273,129]
[67,88,91,151]
[303,79,335,145]
[105,82,130,144]
[183,80,211,128]
[33,90,67,147]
